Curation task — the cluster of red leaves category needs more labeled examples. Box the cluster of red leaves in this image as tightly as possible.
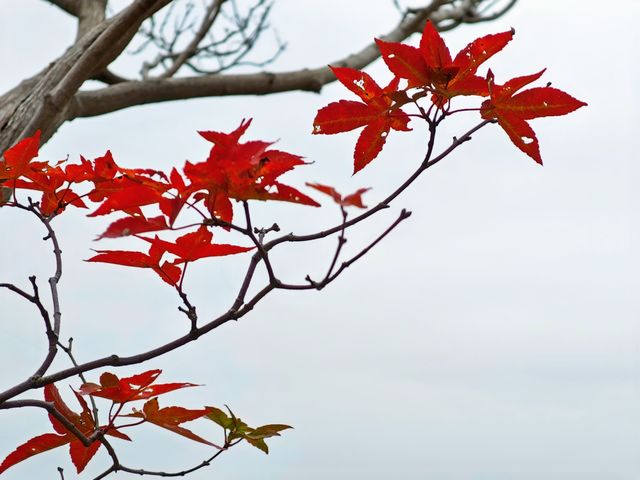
[0,370,290,474]
[313,21,586,169]
[0,371,197,474]
[0,121,369,287]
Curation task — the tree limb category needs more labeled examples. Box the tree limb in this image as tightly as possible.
[68,1,443,119]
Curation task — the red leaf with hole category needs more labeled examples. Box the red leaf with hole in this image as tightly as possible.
[480,69,587,164]
[79,370,197,404]
[124,398,217,447]
[97,215,169,240]
[313,67,411,173]
[376,21,514,101]
[0,433,69,474]
[0,130,41,181]
[184,119,319,223]
[306,183,370,209]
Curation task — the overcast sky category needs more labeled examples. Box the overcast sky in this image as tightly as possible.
[1,1,639,479]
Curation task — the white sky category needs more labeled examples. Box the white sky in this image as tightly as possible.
[0,1,639,479]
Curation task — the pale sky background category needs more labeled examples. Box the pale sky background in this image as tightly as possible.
[0,1,639,479]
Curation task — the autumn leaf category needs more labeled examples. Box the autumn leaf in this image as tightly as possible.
[86,241,182,286]
[480,69,587,164]
[185,119,319,223]
[305,183,370,208]
[79,370,197,404]
[0,384,130,474]
[0,433,70,474]
[137,226,253,264]
[124,398,217,447]
[159,167,190,226]
[376,21,514,102]
[96,215,169,240]
[205,406,291,454]
[0,130,41,181]
[87,178,168,217]
[313,67,411,173]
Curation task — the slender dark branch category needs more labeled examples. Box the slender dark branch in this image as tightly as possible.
[465,0,518,22]
[57,337,100,423]
[284,208,412,291]
[113,440,230,477]
[242,201,276,283]
[0,282,35,303]
[176,286,198,332]
[23,203,65,378]
[161,0,226,78]
[311,208,348,286]
[266,119,493,249]
[328,209,412,281]
[91,435,121,480]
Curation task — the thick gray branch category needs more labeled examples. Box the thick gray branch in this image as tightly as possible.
[70,3,440,118]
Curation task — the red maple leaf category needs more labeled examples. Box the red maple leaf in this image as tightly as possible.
[124,398,217,446]
[86,239,182,286]
[0,130,41,181]
[480,69,587,164]
[184,119,318,223]
[375,20,514,102]
[0,384,130,474]
[137,226,253,264]
[80,151,169,217]
[79,370,196,404]
[313,67,411,173]
[305,183,370,209]
[159,167,190,226]
[96,215,169,240]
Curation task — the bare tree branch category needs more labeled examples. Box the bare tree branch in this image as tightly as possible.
[159,0,226,78]
[69,2,439,118]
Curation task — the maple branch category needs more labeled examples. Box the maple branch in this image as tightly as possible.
[323,208,348,282]
[0,276,59,380]
[57,337,101,423]
[106,440,231,477]
[1,201,63,379]
[0,120,494,406]
[283,208,412,291]
[242,201,276,283]
[266,119,494,249]
[26,204,65,378]
[91,436,121,480]
[177,287,199,332]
